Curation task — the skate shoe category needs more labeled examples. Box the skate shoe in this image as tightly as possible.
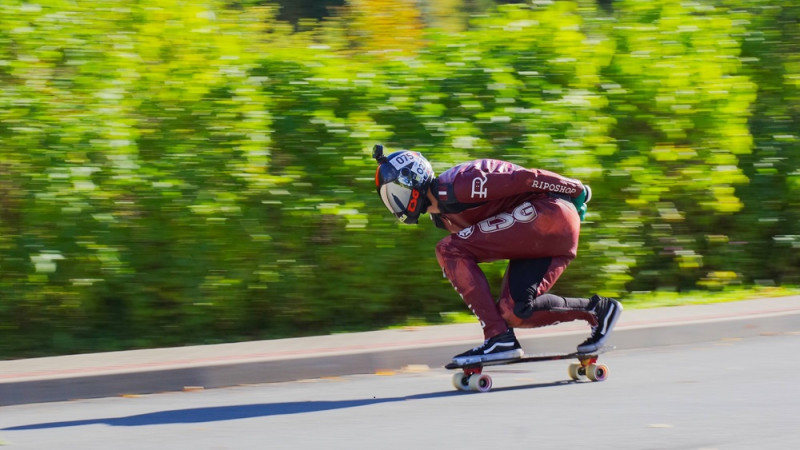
[452,329,524,365]
[577,295,623,354]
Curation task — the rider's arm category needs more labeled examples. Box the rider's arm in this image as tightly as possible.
[441,159,587,204]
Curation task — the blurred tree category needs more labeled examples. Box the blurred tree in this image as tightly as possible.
[591,0,756,292]
[0,0,286,354]
[274,0,345,24]
[419,0,496,31]
[735,0,800,285]
[334,0,425,55]
[418,0,470,32]
[1,0,799,358]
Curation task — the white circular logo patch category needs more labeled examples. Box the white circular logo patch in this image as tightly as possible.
[457,226,474,239]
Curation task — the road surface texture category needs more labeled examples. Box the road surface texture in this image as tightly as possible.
[1,332,798,449]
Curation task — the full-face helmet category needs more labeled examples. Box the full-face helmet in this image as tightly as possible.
[373,144,434,224]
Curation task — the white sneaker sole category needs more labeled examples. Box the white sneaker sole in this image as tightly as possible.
[452,348,524,366]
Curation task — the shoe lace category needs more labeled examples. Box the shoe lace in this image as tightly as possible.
[470,339,490,352]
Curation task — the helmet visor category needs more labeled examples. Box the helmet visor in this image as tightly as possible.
[378,182,412,216]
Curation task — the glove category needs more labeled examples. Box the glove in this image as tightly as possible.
[571,184,591,221]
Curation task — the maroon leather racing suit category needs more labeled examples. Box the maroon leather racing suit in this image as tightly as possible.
[431,159,596,340]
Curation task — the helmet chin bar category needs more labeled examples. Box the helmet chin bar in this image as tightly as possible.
[394,189,431,225]
[417,190,431,215]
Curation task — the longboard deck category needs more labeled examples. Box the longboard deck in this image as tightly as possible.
[445,346,613,370]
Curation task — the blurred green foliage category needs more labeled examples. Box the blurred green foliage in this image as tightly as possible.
[0,0,798,357]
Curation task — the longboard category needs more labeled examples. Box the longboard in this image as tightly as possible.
[445,346,614,392]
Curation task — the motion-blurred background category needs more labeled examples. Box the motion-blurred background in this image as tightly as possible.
[0,0,797,358]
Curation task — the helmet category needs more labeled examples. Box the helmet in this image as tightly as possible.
[372,144,434,224]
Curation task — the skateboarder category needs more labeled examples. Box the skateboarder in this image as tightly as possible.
[372,145,622,365]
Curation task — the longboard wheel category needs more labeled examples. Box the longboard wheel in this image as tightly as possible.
[567,363,582,380]
[468,373,493,393]
[586,363,609,382]
[452,372,471,391]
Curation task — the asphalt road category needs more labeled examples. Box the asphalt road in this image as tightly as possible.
[1,332,797,450]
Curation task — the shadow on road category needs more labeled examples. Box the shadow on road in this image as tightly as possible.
[3,380,572,430]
